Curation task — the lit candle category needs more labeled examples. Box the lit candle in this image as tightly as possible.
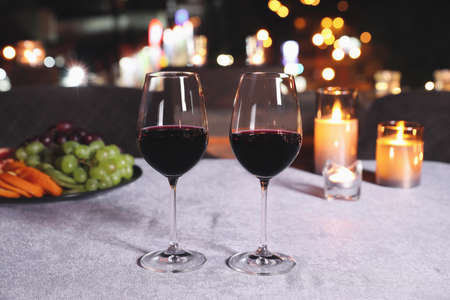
[376,121,424,188]
[314,87,358,173]
[328,165,356,188]
[323,160,362,201]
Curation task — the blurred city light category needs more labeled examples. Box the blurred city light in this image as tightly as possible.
[392,87,402,94]
[324,35,335,45]
[301,0,320,6]
[0,68,6,81]
[148,19,163,46]
[360,32,372,43]
[174,9,189,25]
[321,17,332,28]
[62,65,87,87]
[312,33,324,46]
[43,56,56,68]
[263,37,272,48]
[321,28,333,39]
[2,46,16,60]
[332,48,345,61]
[256,29,269,41]
[294,17,307,30]
[55,56,65,67]
[337,0,349,12]
[333,17,344,29]
[295,76,307,92]
[282,40,299,62]
[425,81,435,91]
[349,47,361,59]
[277,6,289,18]
[322,67,335,81]
[284,63,304,76]
[217,54,234,66]
[268,0,281,12]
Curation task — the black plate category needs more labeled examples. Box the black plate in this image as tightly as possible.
[0,165,142,204]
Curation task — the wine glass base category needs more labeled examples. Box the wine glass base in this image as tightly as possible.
[139,249,206,273]
[226,251,296,276]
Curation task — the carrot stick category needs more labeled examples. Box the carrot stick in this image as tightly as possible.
[19,167,63,196]
[3,160,27,172]
[0,173,44,197]
[0,179,32,198]
[0,187,20,198]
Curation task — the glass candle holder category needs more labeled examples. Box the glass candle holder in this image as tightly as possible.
[376,121,424,188]
[314,87,358,173]
[374,70,402,97]
[323,160,362,201]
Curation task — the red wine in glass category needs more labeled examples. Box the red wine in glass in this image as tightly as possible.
[137,72,208,273]
[227,72,303,276]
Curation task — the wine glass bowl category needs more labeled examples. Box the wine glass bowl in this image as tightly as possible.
[227,72,302,275]
[137,71,208,273]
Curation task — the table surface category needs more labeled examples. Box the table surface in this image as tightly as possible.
[1,159,449,300]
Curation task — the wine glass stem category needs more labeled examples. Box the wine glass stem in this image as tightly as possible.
[168,177,179,253]
[258,179,269,256]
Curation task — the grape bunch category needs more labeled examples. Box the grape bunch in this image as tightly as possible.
[15,122,134,194]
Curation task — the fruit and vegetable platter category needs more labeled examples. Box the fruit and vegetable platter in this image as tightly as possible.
[0,121,141,201]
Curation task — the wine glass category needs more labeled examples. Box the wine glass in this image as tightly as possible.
[137,72,208,273]
[227,72,302,275]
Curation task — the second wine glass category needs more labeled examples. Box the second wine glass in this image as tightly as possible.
[227,72,302,275]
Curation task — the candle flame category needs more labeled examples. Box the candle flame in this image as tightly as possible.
[331,101,342,121]
[396,121,405,141]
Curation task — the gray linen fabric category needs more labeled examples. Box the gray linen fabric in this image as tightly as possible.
[0,159,449,299]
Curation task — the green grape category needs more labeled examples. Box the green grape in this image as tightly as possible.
[98,180,109,190]
[89,140,105,152]
[73,167,88,183]
[100,175,113,189]
[74,145,90,160]
[95,148,109,162]
[62,141,80,154]
[61,155,78,174]
[89,166,107,180]
[110,171,121,186]
[25,141,45,155]
[113,155,127,169]
[15,147,27,161]
[105,145,120,158]
[85,178,99,192]
[100,159,116,174]
[121,165,133,180]
[123,154,134,166]
[26,154,40,167]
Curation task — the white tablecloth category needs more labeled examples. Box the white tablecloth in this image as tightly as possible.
[1,159,449,299]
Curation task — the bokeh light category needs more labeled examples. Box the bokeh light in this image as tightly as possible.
[282,40,300,61]
[268,0,281,12]
[321,17,332,28]
[263,37,272,48]
[256,29,269,41]
[43,56,56,68]
[360,32,372,43]
[332,48,345,61]
[333,17,344,29]
[217,54,234,67]
[349,47,361,59]
[174,9,189,25]
[324,35,335,45]
[425,81,435,91]
[294,17,307,30]
[321,28,333,39]
[2,46,16,60]
[0,68,6,81]
[322,67,335,81]
[312,33,324,46]
[337,0,349,12]
[277,5,289,18]
[284,63,304,76]
[62,65,87,87]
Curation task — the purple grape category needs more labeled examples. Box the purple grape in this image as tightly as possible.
[68,133,80,142]
[56,121,73,132]
[39,134,53,146]
[56,135,67,145]
[82,134,94,145]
